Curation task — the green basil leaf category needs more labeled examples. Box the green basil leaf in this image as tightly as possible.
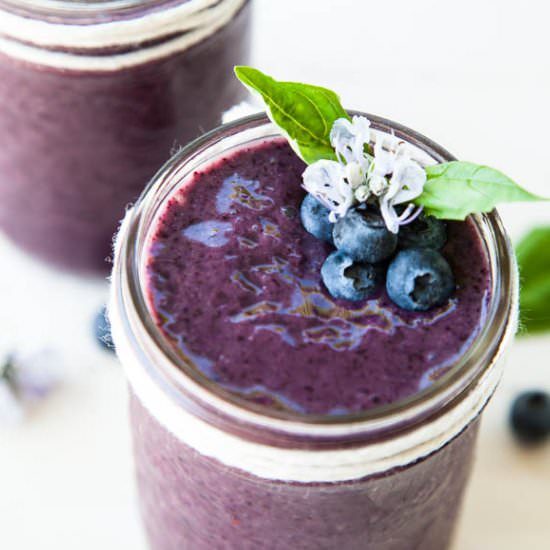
[234,66,350,164]
[516,226,550,335]
[415,161,542,220]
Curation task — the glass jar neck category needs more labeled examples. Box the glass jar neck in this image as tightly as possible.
[0,0,193,22]
[111,113,518,453]
[0,0,248,71]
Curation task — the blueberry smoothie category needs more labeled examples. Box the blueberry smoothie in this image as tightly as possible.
[0,0,251,272]
[132,395,480,550]
[147,140,490,414]
[110,116,517,550]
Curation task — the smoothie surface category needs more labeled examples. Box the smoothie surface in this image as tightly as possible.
[146,139,491,415]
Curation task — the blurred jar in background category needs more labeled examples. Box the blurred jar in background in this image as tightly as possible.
[0,0,251,273]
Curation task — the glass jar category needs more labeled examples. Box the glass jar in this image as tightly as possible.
[0,0,251,273]
[110,114,518,550]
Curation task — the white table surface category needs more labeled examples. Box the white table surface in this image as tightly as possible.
[1,1,549,548]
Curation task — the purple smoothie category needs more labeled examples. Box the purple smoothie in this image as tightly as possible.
[146,139,490,415]
[126,136,494,549]
[0,0,251,273]
[131,394,479,550]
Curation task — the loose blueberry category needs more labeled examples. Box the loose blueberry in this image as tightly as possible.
[386,248,455,311]
[399,214,447,250]
[321,250,383,301]
[510,391,550,445]
[94,306,115,352]
[300,194,333,243]
[333,207,398,263]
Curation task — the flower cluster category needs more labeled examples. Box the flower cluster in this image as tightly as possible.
[0,341,62,425]
[302,116,426,232]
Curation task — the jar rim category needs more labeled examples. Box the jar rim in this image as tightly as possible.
[0,0,248,71]
[113,112,517,441]
[0,0,192,20]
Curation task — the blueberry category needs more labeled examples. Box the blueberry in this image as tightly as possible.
[333,207,398,263]
[386,248,455,311]
[94,306,115,352]
[399,214,447,250]
[510,391,550,445]
[300,194,333,243]
[321,250,383,301]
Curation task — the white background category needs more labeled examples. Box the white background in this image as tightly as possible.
[1,0,550,548]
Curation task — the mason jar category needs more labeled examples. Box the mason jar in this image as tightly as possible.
[0,0,251,272]
[110,114,518,550]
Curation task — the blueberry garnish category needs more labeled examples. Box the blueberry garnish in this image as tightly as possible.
[321,250,383,301]
[300,194,333,244]
[510,391,550,445]
[333,207,398,263]
[386,248,455,311]
[94,306,115,352]
[398,214,447,250]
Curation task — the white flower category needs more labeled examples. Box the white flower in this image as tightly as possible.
[0,346,63,425]
[301,115,427,232]
[13,349,63,400]
[302,160,354,222]
[303,116,372,221]
[344,161,366,190]
[330,116,371,167]
[367,173,388,197]
[354,184,371,203]
[368,135,426,233]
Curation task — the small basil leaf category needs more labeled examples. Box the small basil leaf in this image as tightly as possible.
[517,227,550,335]
[416,161,542,220]
[234,66,350,164]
